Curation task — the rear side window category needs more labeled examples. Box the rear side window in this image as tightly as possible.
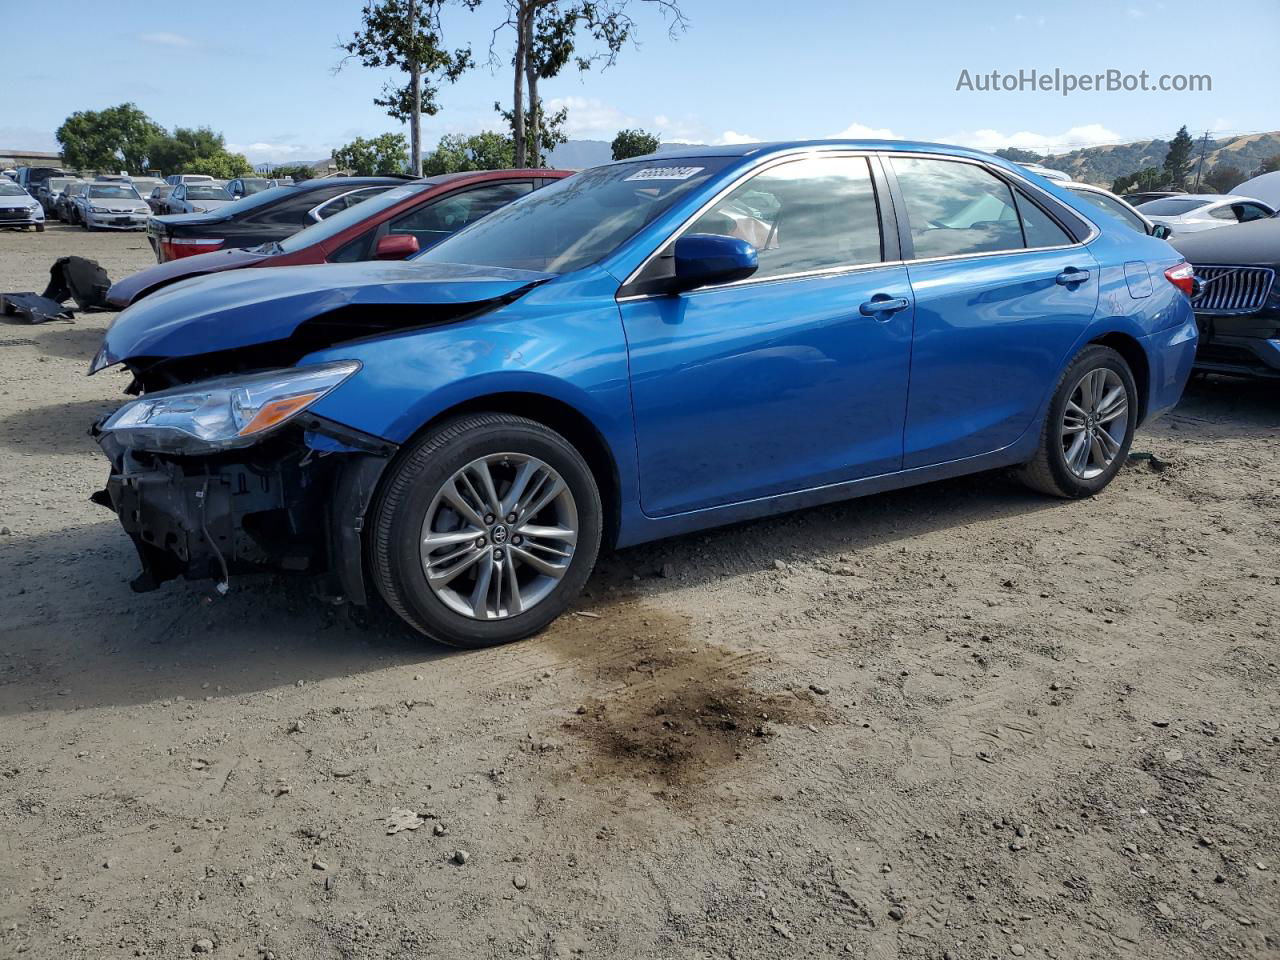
[685,155,883,279]
[892,157,1072,258]
[1067,188,1147,234]
[390,181,532,250]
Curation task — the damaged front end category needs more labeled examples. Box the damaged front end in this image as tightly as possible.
[91,362,396,603]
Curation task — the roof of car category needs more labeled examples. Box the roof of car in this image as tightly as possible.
[1172,193,1257,203]
[613,139,1010,163]
[289,175,416,192]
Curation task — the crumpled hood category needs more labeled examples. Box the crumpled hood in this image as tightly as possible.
[96,260,552,371]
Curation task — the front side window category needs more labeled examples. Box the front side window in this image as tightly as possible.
[391,181,532,250]
[1235,203,1272,222]
[683,155,883,279]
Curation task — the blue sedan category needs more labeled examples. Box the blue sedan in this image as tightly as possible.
[90,140,1199,647]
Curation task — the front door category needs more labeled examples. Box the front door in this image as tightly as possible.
[619,154,915,518]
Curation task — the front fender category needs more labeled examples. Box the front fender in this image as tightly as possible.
[301,265,638,504]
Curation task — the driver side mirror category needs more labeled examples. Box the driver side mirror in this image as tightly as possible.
[1150,223,1171,240]
[375,233,420,260]
[672,233,759,292]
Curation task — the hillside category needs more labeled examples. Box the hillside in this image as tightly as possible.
[1044,131,1280,185]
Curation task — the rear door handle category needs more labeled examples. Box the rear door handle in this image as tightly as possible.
[858,295,910,318]
[1056,268,1091,285]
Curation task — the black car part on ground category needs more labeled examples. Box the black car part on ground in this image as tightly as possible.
[43,256,113,310]
[92,415,397,602]
[0,293,74,324]
[146,177,410,262]
[1172,218,1280,379]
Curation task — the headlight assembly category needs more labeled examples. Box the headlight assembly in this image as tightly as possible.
[90,205,111,214]
[98,360,360,454]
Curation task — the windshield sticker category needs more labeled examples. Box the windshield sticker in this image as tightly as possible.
[625,166,705,182]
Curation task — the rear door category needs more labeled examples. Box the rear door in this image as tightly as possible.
[888,155,1100,467]
[619,153,915,517]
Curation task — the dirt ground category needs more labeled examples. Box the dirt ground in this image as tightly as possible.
[0,222,1277,960]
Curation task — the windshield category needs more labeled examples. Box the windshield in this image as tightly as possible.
[417,158,733,274]
[277,183,428,252]
[239,179,270,194]
[0,183,28,197]
[1137,197,1210,215]
[88,185,142,200]
[186,186,232,200]
[47,178,74,191]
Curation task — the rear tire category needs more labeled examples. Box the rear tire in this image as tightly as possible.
[1017,344,1138,498]
[369,413,603,648]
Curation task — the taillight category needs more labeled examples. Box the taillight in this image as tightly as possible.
[1164,261,1195,297]
[160,237,224,262]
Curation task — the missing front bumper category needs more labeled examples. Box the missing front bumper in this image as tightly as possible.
[93,421,394,603]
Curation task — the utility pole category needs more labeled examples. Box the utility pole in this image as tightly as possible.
[1192,130,1210,192]
[408,0,422,176]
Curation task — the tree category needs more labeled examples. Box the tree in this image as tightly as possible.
[494,96,568,166]
[1254,154,1280,177]
[422,131,516,174]
[490,0,686,167]
[266,164,315,183]
[339,0,477,176]
[1112,166,1165,195]
[994,147,1042,164]
[147,127,250,177]
[611,128,659,160]
[1163,125,1195,188]
[56,103,164,173]
[332,133,410,175]
[1200,163,1244,194]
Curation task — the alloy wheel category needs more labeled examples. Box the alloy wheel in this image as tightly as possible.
[419,453,578,620]
[1061,367,1128,480]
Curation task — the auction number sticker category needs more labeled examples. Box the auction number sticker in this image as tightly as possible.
[625,166,705,181]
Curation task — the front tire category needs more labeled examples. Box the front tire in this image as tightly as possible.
[1017,344,1138,498]
[369,413,603,648]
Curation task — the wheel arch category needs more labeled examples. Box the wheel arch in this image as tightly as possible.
[1088,330,1150,424]
[395,390,623,549]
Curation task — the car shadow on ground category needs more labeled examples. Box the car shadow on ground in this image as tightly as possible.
[1166,375,1280,437]
[0,468,1062,716]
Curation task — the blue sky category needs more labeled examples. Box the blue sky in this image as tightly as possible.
[5,0,1276,164]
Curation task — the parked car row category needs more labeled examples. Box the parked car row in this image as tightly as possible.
[88,140,1202,648]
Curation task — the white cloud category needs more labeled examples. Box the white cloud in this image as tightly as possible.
[545,96,637,139]
[715,130,759,145]
[140,32,194,48]
[1126,6,1145,18]
[947,123,1123,155]
[833,121,898,140]
[227,141,331,164]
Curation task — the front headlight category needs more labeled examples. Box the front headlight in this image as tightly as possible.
[90,205,110,214]
[98,361,360,454]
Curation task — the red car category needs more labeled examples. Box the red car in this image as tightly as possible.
[107,169,571,308]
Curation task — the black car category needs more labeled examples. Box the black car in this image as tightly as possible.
[146,176,410,263]
[1172,217,1280,378]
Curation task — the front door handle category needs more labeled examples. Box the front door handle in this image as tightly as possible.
[859,295,910,318]
[1056,267,1091,285]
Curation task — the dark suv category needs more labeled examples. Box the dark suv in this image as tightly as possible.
[1173,217,1280,378]
[147,176,411,262]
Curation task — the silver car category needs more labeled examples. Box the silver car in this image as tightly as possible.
[0,180,45,232]
[78,182,151,231]
[167,182,236,215]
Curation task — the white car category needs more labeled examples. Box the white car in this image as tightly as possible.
[1059,182,1168,238]
[0,180,45,231]
[78,182,150,231]
[1136,193,1275,236]
[1019,162,1072,182]
[166,182,236,214]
